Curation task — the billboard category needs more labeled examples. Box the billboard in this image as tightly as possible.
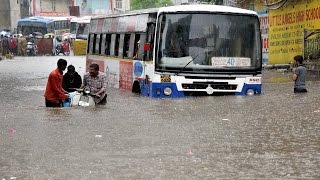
[76,0,109,15]
[268,1,320,64]
[258,10,269,64]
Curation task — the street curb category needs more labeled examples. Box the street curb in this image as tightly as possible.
[263,64,291,70]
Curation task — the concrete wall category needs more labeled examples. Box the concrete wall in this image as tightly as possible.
[20,0,31,18]
[10,0,21,32]
[0,0,21,32]
[0,0,11,31]
[34,0,73,16]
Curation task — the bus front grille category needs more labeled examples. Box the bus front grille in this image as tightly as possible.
[182,82,237,90]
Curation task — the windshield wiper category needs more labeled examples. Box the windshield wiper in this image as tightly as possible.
[174,53,201,76]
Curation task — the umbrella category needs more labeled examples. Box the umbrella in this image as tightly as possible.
[62,32,72,37]
[33,32,43,38]
[0,31,10,36]
[62,32,72,41]
[44,33,54,38]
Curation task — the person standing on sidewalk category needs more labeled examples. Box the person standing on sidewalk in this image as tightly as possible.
[292,55,307,93]
[44,58,69,107]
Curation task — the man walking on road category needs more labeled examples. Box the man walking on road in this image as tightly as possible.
[44,58,68,107]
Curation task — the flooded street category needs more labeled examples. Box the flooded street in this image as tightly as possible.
[0,56,319,179]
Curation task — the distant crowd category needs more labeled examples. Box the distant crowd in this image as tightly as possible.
[0,34,29,56]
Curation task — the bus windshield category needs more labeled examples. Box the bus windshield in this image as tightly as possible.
[76,23,89,39]
[19,26,47,36]
[70,22,77,34]
[156,13,261,74]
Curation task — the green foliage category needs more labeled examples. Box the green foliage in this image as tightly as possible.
[131,0,173,10]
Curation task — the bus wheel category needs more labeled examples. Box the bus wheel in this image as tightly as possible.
[132,80,141,94]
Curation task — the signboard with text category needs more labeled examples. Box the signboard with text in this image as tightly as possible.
[258,10,269,64]
[268,1,320,64]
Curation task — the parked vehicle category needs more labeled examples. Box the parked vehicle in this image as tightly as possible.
[63,89,96,107]
[17,16,74,37]
[87,5,262,98]
[55,40,70,56]
[26,42,37,56]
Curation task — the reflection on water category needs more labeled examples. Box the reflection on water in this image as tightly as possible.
[263,69,320,83]
[45,108,71,120]
[263,70,292,83]
[0,57,319,179]
[16,85,46,91]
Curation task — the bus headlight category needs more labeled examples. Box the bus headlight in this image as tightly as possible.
[163,87,172,96]
[246,89,255,95]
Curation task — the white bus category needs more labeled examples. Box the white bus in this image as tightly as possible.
[17,16,74,36]
[70,16,91,40]
[86,5,262,98]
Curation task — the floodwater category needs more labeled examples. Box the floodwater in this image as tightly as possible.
[0,56,319,179]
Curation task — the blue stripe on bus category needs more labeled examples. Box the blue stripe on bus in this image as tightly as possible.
[17,17,52,23]
[140,81,261,97]
[140,80,151,97]
[140,81,185,98]
[235,84,262,95]
[151,83,185,98]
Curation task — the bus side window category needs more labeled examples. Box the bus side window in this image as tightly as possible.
[92,34,97,54]
[95,33,100,54]
[78,24,85,34]
[133,34,141,59]
[99,34,103,55]
[123,34,131,58]
[48,23,53,32]
[144,23,155,61]
[118,34,125,58]
[105,34,111,55]
[139,33,146,60]
[114,34,120,57]
[100,34,106,55]
[128,33,135,58]
[110,34,116,56]
[88,33,94,54]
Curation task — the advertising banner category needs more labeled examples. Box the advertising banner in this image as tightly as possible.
[119,61,133,91]
[268,1,320,64]
[258,10,269,64]
[77,0,109,15]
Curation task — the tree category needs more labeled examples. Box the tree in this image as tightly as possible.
[131,0,173,10]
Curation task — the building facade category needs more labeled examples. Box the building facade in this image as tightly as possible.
[29,0,130,16]
[31,0,75,16]
[4,0,315,65]
[0,0,20,32]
